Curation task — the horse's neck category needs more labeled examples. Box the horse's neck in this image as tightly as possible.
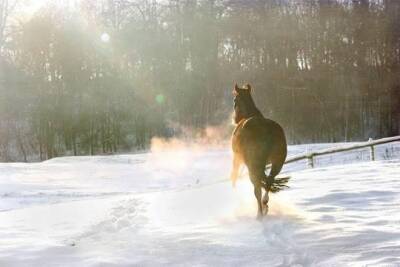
[245,97,263,118]
[245,105,263,119]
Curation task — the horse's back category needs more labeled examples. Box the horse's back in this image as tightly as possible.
[232,116,287,167]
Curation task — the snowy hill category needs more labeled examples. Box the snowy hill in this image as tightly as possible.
[0,143,400,266]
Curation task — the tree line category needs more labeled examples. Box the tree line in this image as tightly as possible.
[0,0,399,161]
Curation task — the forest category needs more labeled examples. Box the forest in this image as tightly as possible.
[0,0,399,161]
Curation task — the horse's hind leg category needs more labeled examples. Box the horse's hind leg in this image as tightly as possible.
[248,167,267,219]
[262,186,269,214]
[253,179,263,220]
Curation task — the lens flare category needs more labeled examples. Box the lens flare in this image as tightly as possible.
[101,33,110,43]
[155,94,165,104]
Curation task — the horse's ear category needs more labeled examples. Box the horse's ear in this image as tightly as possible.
[233,83,239,95]
[246,84,252,92]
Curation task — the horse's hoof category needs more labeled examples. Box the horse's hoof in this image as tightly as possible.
[264,205,269,216]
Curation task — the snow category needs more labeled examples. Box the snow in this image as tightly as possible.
[0,142,400,266]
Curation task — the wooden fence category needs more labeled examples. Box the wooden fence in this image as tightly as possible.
[284,135,400,168]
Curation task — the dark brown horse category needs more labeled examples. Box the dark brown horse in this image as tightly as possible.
[230,84,287,219]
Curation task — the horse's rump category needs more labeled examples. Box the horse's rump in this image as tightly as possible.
[232,116,286,167]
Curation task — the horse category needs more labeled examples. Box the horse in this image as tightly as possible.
[230,83,287,219]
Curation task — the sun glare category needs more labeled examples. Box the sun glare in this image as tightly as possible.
[101,33,110,43]
[18,0,71,19]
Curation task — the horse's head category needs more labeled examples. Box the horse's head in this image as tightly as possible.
[233,83,257,124]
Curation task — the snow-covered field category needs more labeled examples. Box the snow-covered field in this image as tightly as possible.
[1,142,400,266]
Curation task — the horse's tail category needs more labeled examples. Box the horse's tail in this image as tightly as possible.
[264,127,287,192]
[269,160,284,179]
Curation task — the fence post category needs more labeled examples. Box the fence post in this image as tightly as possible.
[307,155,314,168]
[370,145,375,161]
[368,138,375,161]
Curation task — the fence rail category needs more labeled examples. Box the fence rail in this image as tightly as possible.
[284,135,400,168]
